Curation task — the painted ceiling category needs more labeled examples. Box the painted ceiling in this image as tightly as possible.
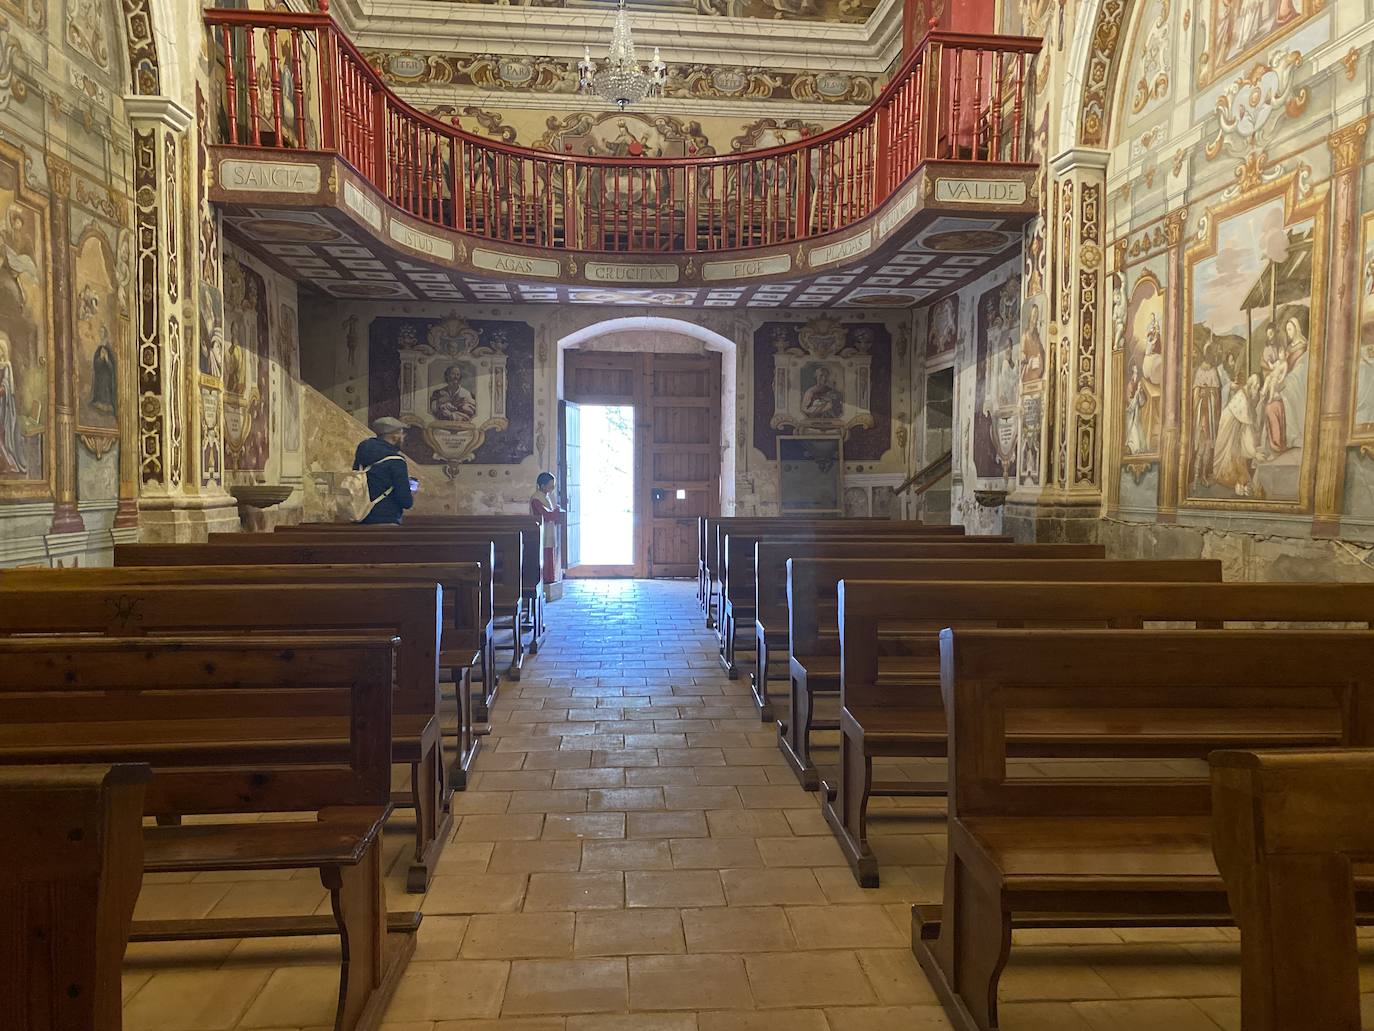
[409,0,881,24]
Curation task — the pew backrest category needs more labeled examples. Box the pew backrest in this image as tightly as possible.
[0,634,397,815]
[836,579,1374,711]
[938,628,1374,819]
[789,557,1225,658]
[0,582,442,717]
[752,539,1104,623]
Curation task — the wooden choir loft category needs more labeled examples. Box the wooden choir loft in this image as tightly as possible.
[2,0,1374,1027]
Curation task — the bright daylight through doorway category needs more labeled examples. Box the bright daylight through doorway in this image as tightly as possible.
[575,404,635,567]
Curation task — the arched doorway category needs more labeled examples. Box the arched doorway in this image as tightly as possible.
[557,318,738,578]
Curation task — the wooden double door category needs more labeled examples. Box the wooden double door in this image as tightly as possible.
[561,350,721,578]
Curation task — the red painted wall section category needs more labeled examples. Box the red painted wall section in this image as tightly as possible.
[904,0,997,52]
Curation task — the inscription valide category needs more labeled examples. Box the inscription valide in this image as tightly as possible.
[932,177,1028,204]
[219,159,320,194]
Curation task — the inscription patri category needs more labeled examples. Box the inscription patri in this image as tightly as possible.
[220,159,321,194]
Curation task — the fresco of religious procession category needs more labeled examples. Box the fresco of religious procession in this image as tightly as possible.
[1182,181,1324,510]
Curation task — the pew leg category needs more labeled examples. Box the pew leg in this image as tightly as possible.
[719,611,739,679]
[915,859,1012,1031]
[448,666,480,793]
[751,633,773,723]
[821,729,879,887]
[778,670,819,791]
[407,736,453,893]
[322,841,385,1031]
[705,585,717,630]
[474,633,497,723]
[507,607,524,681]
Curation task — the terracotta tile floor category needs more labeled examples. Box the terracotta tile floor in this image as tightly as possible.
[120,578,1372,1030]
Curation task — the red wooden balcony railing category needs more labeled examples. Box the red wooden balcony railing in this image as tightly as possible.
[204,3,1039,255]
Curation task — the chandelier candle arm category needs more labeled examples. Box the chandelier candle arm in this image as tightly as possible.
[579,0,668,111]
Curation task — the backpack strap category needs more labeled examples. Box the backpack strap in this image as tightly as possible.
[358,454,408,519]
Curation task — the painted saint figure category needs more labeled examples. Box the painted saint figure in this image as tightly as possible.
[801,366,844,420]
[1188,345,1224,487]
[90,335,117,416]
[430,364,479,422]
[0,332,26,474]
[1212,374,1262,495]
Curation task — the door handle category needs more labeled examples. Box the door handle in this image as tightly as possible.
[652,488,667,502]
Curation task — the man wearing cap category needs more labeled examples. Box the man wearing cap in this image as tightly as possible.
[352,417,418,524]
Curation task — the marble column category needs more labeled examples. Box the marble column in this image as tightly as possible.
[1311,117,1369,537]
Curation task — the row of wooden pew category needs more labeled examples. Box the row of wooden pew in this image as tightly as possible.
[698,513,1374,1030]
[0,513,552,1031]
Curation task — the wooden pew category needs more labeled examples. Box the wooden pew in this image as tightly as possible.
[701,516,964,627]
[1211,747,1374,1031]
[120,538,506,718]
[0,763,149,1030]
[719,530,1015,683]
[0,581,452,894]
[830,579,1374,885]
[217,529,529,687]
[286,514,549,653]
[913,628,1374,1031]
[751,540,1106,720]
[0,561,486,787]
[0,633,418,1031]
[782,558,1225,791]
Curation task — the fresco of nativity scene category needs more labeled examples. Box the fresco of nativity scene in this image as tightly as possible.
[1183,188,1321,508]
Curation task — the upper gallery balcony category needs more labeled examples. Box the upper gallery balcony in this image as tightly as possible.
[203,2,1041,300]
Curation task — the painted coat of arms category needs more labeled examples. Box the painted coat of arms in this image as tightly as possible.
[769,316,874,438]
[397,315,509,466]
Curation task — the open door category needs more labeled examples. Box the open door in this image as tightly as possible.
[559,400,581,570]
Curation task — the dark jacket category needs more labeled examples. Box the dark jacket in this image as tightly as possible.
[352,436,414,524]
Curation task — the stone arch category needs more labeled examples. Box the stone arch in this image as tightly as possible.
[556,316,740,516]
[1055,0,1133,155]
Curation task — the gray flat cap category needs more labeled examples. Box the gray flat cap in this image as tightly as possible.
[372,417,407,435]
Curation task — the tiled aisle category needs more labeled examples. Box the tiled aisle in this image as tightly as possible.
[122,579,1318,1030]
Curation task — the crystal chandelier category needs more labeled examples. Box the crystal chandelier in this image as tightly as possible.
[578,0,667,111]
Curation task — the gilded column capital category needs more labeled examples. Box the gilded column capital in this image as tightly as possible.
[1327,118,1369,173]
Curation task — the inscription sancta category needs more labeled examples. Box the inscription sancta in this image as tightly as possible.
[702,254,792,282]
[585,262,679,285]
[388,219,455,261]
[472,248,560,278]
[932,177,1028,204]
[219,159,321,194]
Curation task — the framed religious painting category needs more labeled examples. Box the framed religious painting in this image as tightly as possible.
[1348,211,1374,445]
[778,433,844,515]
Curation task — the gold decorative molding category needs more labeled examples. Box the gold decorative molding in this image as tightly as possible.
[1342,48,1360,81]
[78,432,118,460]
[1327,118,1369,172]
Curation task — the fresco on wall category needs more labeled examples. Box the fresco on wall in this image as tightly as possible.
[368,314,535,468]
[536,112,713,158]
[1119,270,1166,459]
[0,153,49,492]
[1350,212,1374,442]
[368,0,876,23]
[223,256,271,471]
[753,316,892,462]
[1021,298,1045,384]
[1183,186,1323,507]
[72,229,119,434]
[1123,0,1172,122]
[973,276,1021,479]
[927,295,958,360]
[1199,0,1320,88]
[278,303,301,454]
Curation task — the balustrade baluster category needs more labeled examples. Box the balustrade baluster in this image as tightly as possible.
[244,26,261,146]
[266,27,284,147]
[288,29,306,147]
[221,26,238,145]
[991,51,1005,161]
[1013,52,1025,162]
[973,49,985,160]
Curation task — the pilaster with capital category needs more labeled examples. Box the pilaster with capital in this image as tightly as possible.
[1155,206,1189,523]
[1312,118,1368,537]
[45,159,84,535]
